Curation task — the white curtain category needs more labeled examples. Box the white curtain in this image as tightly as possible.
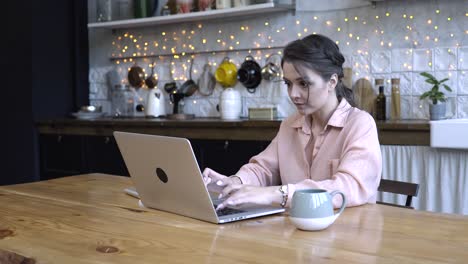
[379,145,468,215]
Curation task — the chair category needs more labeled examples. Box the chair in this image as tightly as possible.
[377,179,420,209]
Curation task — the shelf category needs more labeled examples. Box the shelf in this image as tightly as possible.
[88,2,294,30]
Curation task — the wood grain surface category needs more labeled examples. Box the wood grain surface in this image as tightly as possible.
[2,174,466,263]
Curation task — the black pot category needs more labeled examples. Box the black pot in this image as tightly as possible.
[237,55,262,92]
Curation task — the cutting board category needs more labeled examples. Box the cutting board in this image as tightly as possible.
[352,78,376,116]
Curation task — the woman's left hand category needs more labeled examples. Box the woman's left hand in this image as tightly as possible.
[216,185,280,210]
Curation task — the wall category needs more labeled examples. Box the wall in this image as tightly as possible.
[88,0,468,119]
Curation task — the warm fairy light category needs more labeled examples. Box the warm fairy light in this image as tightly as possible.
[434,38,439,42]
[303,28,308,32]
[344,18,349,22]
[409,15,414,19]
[414,41,418,46]
[264,21,269,26]
[375,15,379,19]
[348,33,353,38]
[402,14,407,18]
[427,19,432,24]
[162,32,166,36]
[240,26,245,31]
[436,9,440,14]
[230,35,235,39]
[296,20,300,25]
[218,30,222,34]
[380,41,384,46]
[405,36,409,40]
[434,25,438,30]
[335,40,339,44]
[198,24,202,28]
[337,27,341,32]
[326,21,332,25]
[116,60,120,64]
[313,16,318,20]
[133,39,137,43]
[447,17,452,21]
[236,41,240,45]
[388,42,392,47]
[385,12,390,16]
[217,39,221,43]
[297,33,302,37]
[425,36,430,40]
[450,33,454,37]
[356,36,360,40]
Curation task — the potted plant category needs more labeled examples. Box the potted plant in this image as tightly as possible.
[419,72,452,120]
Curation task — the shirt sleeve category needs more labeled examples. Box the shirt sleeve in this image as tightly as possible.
[234,135,282,187]
[286,114,382,208]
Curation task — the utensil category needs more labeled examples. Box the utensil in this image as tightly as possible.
[261,54,282,81]
[128,62,145,88]
[198,63,216,96]
[237,55,262,93]
[145,61,158,89]
[179,59,199,97]
[164,63,178,93]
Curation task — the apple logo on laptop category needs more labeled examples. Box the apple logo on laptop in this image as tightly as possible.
[156,168,169,183]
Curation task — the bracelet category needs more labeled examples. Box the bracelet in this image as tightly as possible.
[229,175,243,184]
[279,185,288,208]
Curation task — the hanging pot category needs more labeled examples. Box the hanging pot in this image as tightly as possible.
[237,55,262,93]
[198,63,216,96]
[145,61,158,89]
[179,58,199,97]
[261,54,283,82]
[128,62,145,88]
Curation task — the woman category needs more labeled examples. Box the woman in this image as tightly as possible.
[203,34,382,210]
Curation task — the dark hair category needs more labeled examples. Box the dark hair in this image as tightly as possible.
[281,34,355,107]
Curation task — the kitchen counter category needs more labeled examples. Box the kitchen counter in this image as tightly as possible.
[36,118,430,145]
[1,173,467,263]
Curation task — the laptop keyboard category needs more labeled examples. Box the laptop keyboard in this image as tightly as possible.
[214,205,245,216]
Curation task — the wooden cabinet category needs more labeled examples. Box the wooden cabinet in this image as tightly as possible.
[39,135,269,180]
[39,135,86,180]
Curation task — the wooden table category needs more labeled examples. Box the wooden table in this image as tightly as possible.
[1,174,467,263]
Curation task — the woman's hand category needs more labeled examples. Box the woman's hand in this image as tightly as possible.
[216,185,281,210]
[202,168,241,193]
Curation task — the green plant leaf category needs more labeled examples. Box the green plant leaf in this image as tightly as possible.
[420,72,436,81]
[443,84,452,92]
[420,92,430,100]
[425,79,437,85]
[439,78,449,84]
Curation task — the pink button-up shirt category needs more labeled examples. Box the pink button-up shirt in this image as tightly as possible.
[235,99,382,208]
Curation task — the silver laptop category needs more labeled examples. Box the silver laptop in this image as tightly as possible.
[114,131,285,224]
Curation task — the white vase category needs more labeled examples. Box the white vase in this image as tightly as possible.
[219,88,242,120]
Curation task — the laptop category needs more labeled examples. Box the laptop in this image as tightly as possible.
[114,131,285,224]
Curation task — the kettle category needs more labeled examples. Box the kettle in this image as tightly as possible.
[145,88,166,117]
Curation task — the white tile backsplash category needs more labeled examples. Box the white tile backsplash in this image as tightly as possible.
[371,50,391,74]
[88,0,468,120]
[412,72,434,96]
[445,97,457,119]
[458,47,468,70]
[457,96,468,118]
[413,49,434,72]
[391,49,413,72]
[412,96,430,120]
[434,47,457,71]
[458,71,468,95]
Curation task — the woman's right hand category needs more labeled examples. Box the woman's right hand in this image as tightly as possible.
[202,167,241,193]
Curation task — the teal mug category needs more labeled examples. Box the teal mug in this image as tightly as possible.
[289,189,346,231]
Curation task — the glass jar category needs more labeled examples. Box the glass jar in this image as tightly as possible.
[112,84,134,117]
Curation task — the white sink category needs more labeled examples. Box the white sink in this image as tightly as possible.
[430,119,468,149]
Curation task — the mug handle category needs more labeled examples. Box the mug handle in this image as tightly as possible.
[329,190,346,215]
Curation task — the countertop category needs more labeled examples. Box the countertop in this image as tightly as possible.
[0,173,467,263]
[36,117,430,145]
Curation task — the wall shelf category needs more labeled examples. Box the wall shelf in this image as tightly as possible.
[88,2,294,30]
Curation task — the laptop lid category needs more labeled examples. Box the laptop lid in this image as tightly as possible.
[114,131,285,224]
[114,131,219,223]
